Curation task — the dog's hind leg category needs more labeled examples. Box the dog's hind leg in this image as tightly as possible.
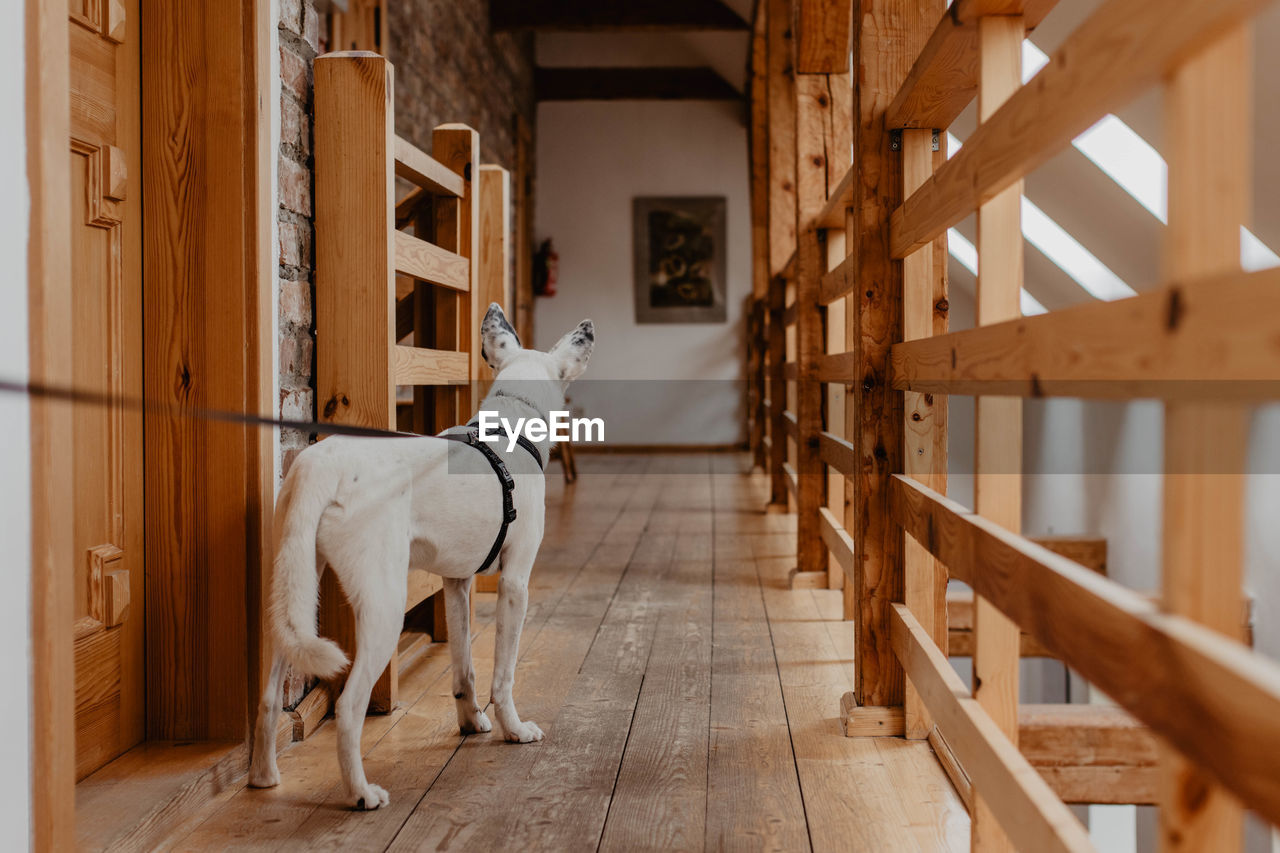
[444,576,491,735]
[491,566,543,743]
[247,652,288,788]
[334,590,401,810]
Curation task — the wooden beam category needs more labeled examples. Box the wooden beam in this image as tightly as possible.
[889,474,1280,828]
[971,19,1024,849]
[766,0,796,276]
[817,247,854,304]
[890,0,1271,259]
[885,0,1060,130]
[534,66,741,101]
[818,507,855,580]
[394,231,470,292]
[901,125,949,741]
[796,0,853,73]
[817,430,857,476]
[889,267,1280,399]
[491,0,749,31]
[1020,704,1159,805]
[392,346,470,386]
[749,0,770,302]
[845,0,941,706]
[890,605,1094,853]
[393,135,464,198]
[767,275,788,506]
[1159,25,1252,851]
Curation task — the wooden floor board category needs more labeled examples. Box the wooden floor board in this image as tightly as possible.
[145,455,969,852]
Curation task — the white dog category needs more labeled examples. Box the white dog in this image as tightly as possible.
[248,304,594,810]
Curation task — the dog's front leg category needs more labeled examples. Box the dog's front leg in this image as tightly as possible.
[491,570,543,743]
[444,576,491,734]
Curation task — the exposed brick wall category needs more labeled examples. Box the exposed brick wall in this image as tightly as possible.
[278,0,320,484]
[388,0,536,173]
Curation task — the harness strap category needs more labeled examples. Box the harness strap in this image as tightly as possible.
[441,425,542,575]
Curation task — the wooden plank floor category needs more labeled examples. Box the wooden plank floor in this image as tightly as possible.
[167,454,968,852]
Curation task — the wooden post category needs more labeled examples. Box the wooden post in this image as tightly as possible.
[767,275,789,507]
[477,164,511,398]
[792,71,835,580]
[765,0,796,279]
[845,0,939,709]
[901,127,949,739]
[971,15,1024,853]
[314,51,398,711]
[825,230,847,591]
[430,124,481,433]
[1158,25,1251,852]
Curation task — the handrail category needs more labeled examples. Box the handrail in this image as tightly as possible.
[394,135,465,198]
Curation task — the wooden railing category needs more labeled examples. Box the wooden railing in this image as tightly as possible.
[313,51,512,714]
[746,0,1280,848]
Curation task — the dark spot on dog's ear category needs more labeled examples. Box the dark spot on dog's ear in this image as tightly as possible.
[579,326,594,343]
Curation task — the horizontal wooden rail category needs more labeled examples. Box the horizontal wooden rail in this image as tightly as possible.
[392,345,469,386]
[782,410,798,438]
[890,474,1280,826]
[783,462,798,496]
[817,430,856,476]
[814,164,854,229]
[1020,704,1159,805]
[818,251,855,305]
[815,351,855,383]
[818,507,854,578]
[886,0,1059,131]
[890,268,1280,399]
[890,0,1268,258]
[393,136,465,197]
[394,231,470,292]
[890,604,1094,852]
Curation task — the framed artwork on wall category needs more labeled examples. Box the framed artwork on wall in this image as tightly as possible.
[633,196,727,324]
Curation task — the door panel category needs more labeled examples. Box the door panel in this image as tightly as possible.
[69,0,144,781]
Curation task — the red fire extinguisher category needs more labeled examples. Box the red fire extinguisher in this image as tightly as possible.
[534,238,558,297]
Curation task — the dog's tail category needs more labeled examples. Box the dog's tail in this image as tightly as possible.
[269,455,349,680]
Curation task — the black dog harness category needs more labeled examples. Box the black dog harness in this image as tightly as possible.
[440,423,544,575]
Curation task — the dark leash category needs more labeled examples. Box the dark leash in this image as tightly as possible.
[2,377,547,576]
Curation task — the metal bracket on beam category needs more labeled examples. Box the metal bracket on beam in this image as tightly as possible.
[889,129,942,152]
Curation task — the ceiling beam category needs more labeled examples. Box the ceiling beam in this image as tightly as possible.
[535,67,742,101]
[492,0,749,32]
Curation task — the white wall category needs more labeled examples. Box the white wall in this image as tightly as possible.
[0,4,33,846]
[534,99,751,446]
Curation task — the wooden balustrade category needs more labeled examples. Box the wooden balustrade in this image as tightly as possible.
[312,51,513,715]
[743,0,1280,848]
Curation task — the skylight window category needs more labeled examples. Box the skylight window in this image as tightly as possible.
[1025,38,1279,272]
[945,134,1134,302]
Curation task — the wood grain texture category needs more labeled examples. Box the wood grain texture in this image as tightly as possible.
[1158,25,1252,852]
[392,346,470,386]
[142,0,257,741]
[971,17,1024,851]
[885,0,1060,130]
[393,230,470,291]
[27,0,76,834]
[393,135,464,197]
[765,0,796,276]
[767,276,789,505]
[749,0,770,301]
[847,0,943,709]
[890,605,1093,853]
[796,0,853,73]
[890,473,1280,827]
[890,0,1271,258]
[889,266,1280,398]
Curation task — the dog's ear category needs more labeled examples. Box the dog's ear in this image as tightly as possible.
[480,303,522,373]
[549,319,595,382]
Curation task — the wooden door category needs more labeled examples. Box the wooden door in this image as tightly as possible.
[68,0,145,780]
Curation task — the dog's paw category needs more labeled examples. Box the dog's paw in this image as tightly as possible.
[460,709,492,735]
[502,720,544,744]
[247,767,280,789]
[352,783,390,811]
